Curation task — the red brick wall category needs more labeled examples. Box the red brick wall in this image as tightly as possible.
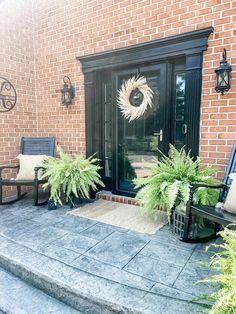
[33,0,236,180]
[1,0,236,196]
[0,0,36,194]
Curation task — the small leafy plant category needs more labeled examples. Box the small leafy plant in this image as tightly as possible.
[42,146,104,205]
[134,145,220,220]
[200,226,236,314]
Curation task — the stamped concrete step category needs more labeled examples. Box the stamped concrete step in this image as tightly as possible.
[0,267,81,314]
[0,234,207,314]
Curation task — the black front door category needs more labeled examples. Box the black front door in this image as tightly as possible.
[81,29,210,197]
[112,63,169,196]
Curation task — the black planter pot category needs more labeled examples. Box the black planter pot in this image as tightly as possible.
[67,193,83,208]
[172,210,185,237]
[48,199,57,210]
[47,193,85,210]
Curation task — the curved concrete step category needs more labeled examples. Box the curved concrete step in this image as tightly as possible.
[0,267,81,314]
[0,234,207,314]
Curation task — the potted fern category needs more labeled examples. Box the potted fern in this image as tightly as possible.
[42,146,104,207]
[134,145,220,225]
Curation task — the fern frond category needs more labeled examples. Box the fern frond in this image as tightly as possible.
[134,145,220,220]
[42,146,104,205]
[198,226,236,314]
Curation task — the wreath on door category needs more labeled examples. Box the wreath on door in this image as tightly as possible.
[117,76,154,122]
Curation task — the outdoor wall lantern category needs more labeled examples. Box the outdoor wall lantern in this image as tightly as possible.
[215,48,232,95]
[61,76,75,107]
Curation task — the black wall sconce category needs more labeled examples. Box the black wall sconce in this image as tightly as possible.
[61,76,75,107]
[215,48,232,95]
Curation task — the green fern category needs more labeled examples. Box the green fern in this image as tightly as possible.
[193,187,220,207]
[134,145,220,220]
[199,226,236,314]
[42,146,104,205]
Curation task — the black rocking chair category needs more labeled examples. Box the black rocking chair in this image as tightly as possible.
[181,142,236,243]
[0,137,55,206]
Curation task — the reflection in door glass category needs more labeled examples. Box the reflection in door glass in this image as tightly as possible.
[104,82,112,177]
[117,71,161,193]
[175,73,185,150]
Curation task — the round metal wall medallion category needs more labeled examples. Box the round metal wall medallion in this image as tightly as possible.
[0,77,17,112]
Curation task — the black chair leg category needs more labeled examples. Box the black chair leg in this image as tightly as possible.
[34,181,49,206]
[34,180,39,206]
[17,186,21,198]
[0,183,3,205]
[181,213,191,242]
[214,223,221,236]
[180,196,192,242]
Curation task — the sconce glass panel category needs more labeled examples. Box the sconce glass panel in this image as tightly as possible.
[215,49,232,95]
[61,76,75,107]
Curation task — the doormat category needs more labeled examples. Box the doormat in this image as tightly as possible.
[69,199,168,234]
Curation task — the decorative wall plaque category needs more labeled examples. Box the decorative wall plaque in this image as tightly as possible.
[0,77,17,112]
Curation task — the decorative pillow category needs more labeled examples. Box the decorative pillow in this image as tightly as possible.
[224,173,236,214]
[16,154,47,180]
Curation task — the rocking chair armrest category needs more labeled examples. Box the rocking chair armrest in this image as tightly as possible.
[34,166,44,180]
[0,165,19,170]
[186,183,226,207]
[0,165,19,179]
[34,166,44,171]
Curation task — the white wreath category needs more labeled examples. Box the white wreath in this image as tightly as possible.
[117,76,154,122]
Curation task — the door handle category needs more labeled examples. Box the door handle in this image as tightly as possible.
[153,129,163,142]
[182,124,188,134]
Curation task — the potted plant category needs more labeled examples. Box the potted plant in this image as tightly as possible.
[133,145,220,227]
[42,146,104,207]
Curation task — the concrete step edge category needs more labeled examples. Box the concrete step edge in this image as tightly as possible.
[0,266,83,314]
[0,235,146,314]
[0,235,208,314]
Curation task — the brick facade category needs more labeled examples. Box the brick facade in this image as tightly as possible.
[0,0,36,162]
[0,0,236,196]
[0,0,37,194]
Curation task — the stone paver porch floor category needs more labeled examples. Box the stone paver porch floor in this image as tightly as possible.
[0,195,218,313]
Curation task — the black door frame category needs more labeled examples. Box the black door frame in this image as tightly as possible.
[78,27,214,195]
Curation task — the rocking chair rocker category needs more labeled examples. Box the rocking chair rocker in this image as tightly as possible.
[0,137,55,206]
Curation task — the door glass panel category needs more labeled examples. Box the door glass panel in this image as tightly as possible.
[117,70,162,193]
[174,73,185,150]
[103,82,112,177]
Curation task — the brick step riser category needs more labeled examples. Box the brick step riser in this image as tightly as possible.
[96,191,137,205]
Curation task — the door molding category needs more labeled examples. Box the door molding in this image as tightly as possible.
[78,27,213,73]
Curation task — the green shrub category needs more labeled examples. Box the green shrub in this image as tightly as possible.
[201,226,236,314]
[133,145,220,220]
[42,146,104,205]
